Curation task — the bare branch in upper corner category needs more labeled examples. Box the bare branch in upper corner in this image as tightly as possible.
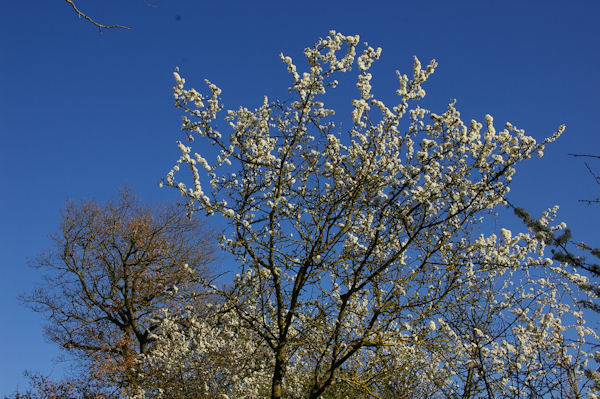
[64,0,130,32]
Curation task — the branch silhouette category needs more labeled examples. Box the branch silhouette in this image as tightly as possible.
[64,0,130,32]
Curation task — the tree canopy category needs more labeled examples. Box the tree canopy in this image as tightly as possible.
[21,188,215,396]
[154,31,597,398]
[9,30,599,399]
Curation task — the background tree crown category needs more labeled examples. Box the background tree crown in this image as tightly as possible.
[21,187,216,395]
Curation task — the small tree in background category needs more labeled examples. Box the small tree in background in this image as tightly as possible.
[22,188,215,396]
[157,31,595,398]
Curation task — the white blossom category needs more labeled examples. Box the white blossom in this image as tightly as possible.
[153,31,594,398]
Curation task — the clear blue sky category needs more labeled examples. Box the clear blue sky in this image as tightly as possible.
[1,0,599,394]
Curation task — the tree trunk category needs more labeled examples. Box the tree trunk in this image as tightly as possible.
[271,344,286,399]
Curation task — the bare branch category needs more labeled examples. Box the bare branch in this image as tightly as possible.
[568,153,600,159]
[568,153,600,204]
[584,161,600,185]
[64,0,130,32]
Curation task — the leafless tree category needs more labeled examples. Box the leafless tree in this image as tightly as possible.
[22,188,215,394]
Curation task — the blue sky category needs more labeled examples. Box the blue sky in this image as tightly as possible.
[1,0,599,394]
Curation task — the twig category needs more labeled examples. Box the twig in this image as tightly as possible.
[584,161,600,185]
[569,153,600,204]
[64,0,130,32]
[568,153,600,159]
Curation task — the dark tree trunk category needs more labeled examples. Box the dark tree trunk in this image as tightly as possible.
[271,344,286,399]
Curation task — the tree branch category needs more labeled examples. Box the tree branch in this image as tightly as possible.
[64,0,130,32]
[568,153,600,159]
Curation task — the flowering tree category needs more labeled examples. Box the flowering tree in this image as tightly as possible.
[23,188,214,396]
[139,306,273,398]
[159,31,594,398]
